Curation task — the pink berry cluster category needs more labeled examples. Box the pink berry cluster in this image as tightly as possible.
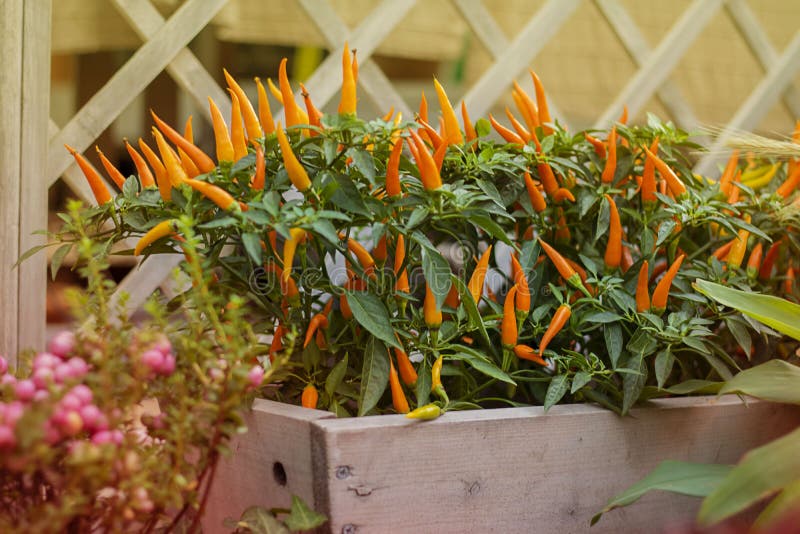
[138,335,176,377]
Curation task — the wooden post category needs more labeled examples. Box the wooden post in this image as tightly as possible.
[0,0,51,361]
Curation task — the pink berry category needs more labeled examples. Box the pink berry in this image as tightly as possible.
[79,404,103,431]
[111,430,124,444]
[0,425,16,449]
[248,365,265,388]
[33,352,60,370]
[70,384,93,405]
[48,331,76,359]
[32,367,54,389]
[5,402,24,427]
[54,363,75,384]
[1,374,16,386]
[141,349,164,373]
[60,411,83,437]
[0,356,7,375]
[151,335,172,356]
[67,357,89,378]
[92,413,109,432]
[15,380,35,402]
[91,430,113,445]
[159,354,176,375]
[33,390,49,403]
[59,393,82,412]
[43,420,61,445]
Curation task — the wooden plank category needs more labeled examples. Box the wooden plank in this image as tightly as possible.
[203,399,335,533]
[312,397,800,533]
[298,0,414,119]
[726,0,800,119]
[47,0,227,188]
[460,0,580,122]
[277,0,416,121]
[109,255,183,316]
[594,0,699,129]
[695,31,800,176]
[0,0,24,361]
[594,0,723,128]
[110,0,229,119]
[17,0,52,352]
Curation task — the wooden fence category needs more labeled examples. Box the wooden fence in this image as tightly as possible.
[2,0,800,360]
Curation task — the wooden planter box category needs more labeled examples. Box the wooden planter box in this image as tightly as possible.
[204,396,800,533]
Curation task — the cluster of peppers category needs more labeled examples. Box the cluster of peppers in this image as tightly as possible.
[63,45,800,418]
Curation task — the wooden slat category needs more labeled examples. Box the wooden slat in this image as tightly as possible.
[110,0,229,120]
[109,254,183,316]
[47,0,227,188]
[696,30,800,176]
[203,399,335,533]
[595,0,723,128]
[461,0,580,122]
[594,0,699,129]
[298,0,414,120]
[313,397,800,533]
[0,0,24,361]
[277,0,417,120]
[726,0,800,119]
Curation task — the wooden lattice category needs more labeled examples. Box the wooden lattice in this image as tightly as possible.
[2,0,800,360]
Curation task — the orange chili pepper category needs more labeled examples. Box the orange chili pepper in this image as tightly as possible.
[177,147,200,178]
[151,111,216,174]
[641,137,660,206]
[618,105,629,125]
[228,90,248,160]
[224,69,263,141]
[418,90,429,124]
[338,43,357,115]
[511,255,530,318]
[65,145,112,205]
[281,228,306,283]
[712,240,734,262]
[373,234,388,265]
[512,80,540,131]
[301,384,318,409]
[276,122,312,191]
[746,242,763,279]
[254,77,276,135]
[416,116,444,150]
[252,144,266,190]
[776,164,800,199]
[635,260,651,313]
[604,194,622,270]
[461,101,478,145]
[385,137,403,197]
[538,304,571,357]
[151,128,188,187]
[184,116,194,143]
[431,354,444,393]
[134,219,176,256]
[299,83,323,134]
[651,254,685,313]
[538,238,584,292]
[718,150,739,196]
[408,128,442,191]
[269,324,285,362]
[184,178,240,211]
[433,78,463,145]
[424,282,443,329]
[552,188,575,204]
[124,139,155,188]
[513,344,547,365]
[584,132,606,159]
[759,239,783,280]
[555,208,571,244]
[529,130,560,196]
[530,70,552,134]
[467,245,493,304]
[394,346,418,386]
[505,107,532,143]
[208,97,234,163]
[94,146,127,189]
[303,312,329,348]
[501,285,519,347]
[489,114,524,146]
[785,266,796,297]
[642,146,687,197]
[389,359,410,414]
[602,126,617,183]
[351,48,358,83]
[278,58,302,127]
[727,170,741,205]
[394,234,410,294]
[727,228,750,270]
[138,138,170,201]
[341,233,377,279]
[524,171,547,212]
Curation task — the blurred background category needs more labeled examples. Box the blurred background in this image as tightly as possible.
[44,0,800,325]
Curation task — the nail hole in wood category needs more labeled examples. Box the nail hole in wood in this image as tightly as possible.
[273,461,287,486]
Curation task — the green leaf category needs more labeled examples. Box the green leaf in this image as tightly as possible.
[465,212,513,245]
[122,175,139,199]
[571,371,591,393]
[699,427,800,526]
[544,375,570,411]
[655,220,677,248]
[15,243,49,267]
[754,477,800,530]
[325,354,348,398]
[310,218,340,247]
[238,506,289,534]
[358,337,390,417]
[448,352,515,385]
[654,349,674,389]
[452,276,491,346]
[416,357,431,407]
[604,323,623,369]
[198,216,238,230]
[349,148,376,184]
[242,232,263,265]
[718,360,800,404]
[583,311,622,324]
[344,291,400,349]
[50,244,72,281]
[725,317,752,360]
[694,279,800,341]
[420,246,452,309]
[283,495,327,531]
[592,461,733,525]
[622,353,647,415]
[331,175,369,215]
[475,118,491,137]
[665,379,722,395]
[405,206,428,231]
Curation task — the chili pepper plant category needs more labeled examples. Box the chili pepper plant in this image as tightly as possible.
[49,46,800,419]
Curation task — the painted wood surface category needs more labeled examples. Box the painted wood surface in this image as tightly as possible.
[204,397,800,534]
